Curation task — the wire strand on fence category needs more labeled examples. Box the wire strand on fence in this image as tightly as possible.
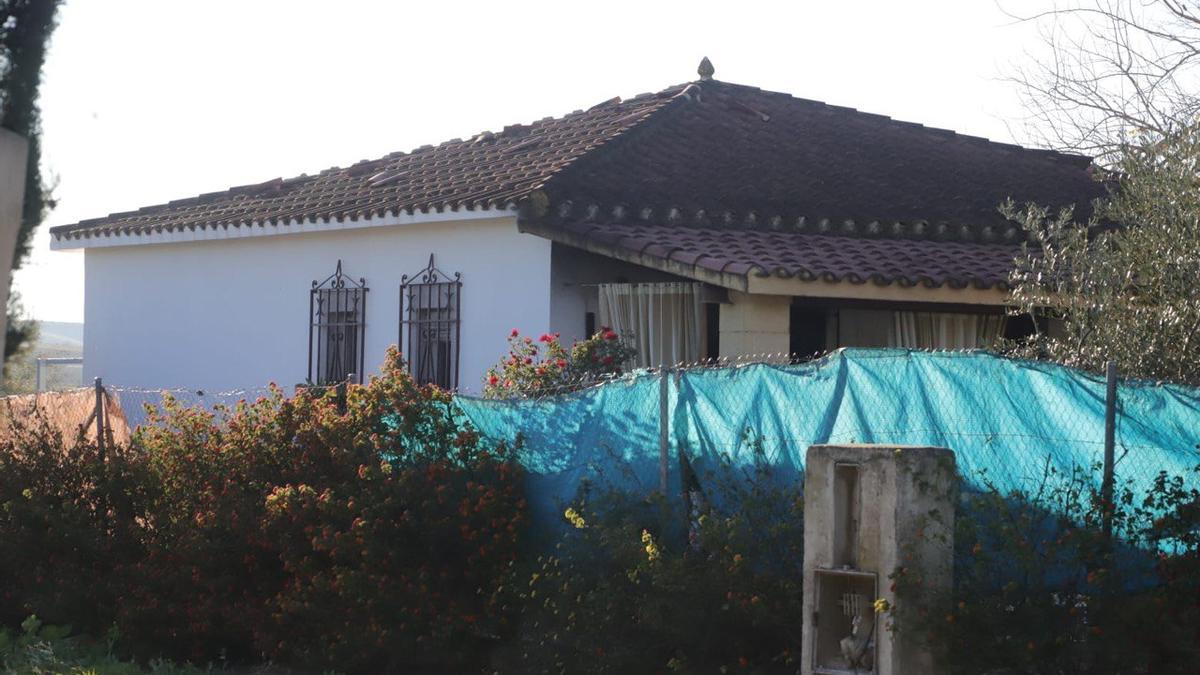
[457,348,1200,532]
[5,349,1195,518]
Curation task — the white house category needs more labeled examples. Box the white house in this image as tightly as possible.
[50,61,1102,393]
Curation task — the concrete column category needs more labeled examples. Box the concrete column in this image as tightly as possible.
[718,291,790,360]
[801,444,956,675]
[0,129,29,365]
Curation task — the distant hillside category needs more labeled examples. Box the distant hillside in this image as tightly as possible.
[38,321,83,345]
[3,321,84,394]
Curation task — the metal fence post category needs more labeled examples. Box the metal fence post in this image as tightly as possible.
[94,377,106,462]
[659,367,670,494]
[1102,361,1118,539]
[337,377,350,415]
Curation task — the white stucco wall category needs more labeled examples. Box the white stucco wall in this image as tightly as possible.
[82,216,551,393]
[719,291,791,359]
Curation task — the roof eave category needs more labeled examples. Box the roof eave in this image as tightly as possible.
[49,206,519,251]
[519,220,751,292]
[746,274,1010,306]
[521,220,1012,306]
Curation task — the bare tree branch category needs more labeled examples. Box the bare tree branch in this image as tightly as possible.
[1001,0,1200,163]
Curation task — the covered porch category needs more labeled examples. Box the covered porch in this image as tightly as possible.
[547,243,1026,368]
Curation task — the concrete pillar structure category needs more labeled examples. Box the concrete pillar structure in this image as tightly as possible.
[0,129,29,365]
[718,290,790,360]
[801,444,956,675]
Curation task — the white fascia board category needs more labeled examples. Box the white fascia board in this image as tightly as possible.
[49,206,519,251]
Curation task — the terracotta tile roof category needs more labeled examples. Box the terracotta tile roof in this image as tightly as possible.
[52,73,1103,291]
[549,221,1023,290]
[50,86,685,239]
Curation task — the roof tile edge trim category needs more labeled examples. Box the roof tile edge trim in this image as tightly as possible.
[49,205,519,250]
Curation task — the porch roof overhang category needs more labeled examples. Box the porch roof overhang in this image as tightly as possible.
[523,220,1015,307]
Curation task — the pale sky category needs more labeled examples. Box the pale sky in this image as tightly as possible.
[15,0,1047,323]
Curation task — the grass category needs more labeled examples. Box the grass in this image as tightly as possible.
[0,616,307,675]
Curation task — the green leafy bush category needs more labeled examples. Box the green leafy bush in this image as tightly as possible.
[0,615,208,675]
[493,453,806,674]
[888,464,1200,675]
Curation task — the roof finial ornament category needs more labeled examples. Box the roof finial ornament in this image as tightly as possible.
[697,56,715,81]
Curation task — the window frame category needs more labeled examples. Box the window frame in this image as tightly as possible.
[399,254,462,390]
[309,260,368,385]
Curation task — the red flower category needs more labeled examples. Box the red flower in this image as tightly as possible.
[523,357,533,364]
[603,330,618,341]
[602,355,614,365]
[556,359,567,368]
[510,328,520,337]
[488,374,499,386]
[538,333,553,343]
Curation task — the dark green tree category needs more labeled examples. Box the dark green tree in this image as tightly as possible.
[0,0,61,362]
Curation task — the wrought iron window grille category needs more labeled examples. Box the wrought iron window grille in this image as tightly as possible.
[309,260,368,385]
[399,254,462,390]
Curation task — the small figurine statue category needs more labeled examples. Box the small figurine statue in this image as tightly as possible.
[839,610,875,671]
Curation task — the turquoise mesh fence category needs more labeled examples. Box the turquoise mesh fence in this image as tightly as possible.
[455,349,1200,531]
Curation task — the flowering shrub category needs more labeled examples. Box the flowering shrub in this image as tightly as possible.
[888,464,1200,675]
[492,454,806,673]
[0,415,147,637]
[123,347,524,671]
[0,348,525,673]
[483,328,638,398]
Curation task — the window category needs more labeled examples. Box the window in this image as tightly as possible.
[399,255,462,389]
[789,305,828,362]
[597,282,703,367]
[889,311,1006,349]
[704,302,720,361]
[309,260,368,385]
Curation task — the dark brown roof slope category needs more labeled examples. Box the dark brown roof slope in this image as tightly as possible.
[53,76,1103,293]
[530,80,1104,243]
[517,79,1103,292]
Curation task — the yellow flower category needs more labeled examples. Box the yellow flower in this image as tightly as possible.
[641,529,661,562]
[21,489,32,500]
[563,507,586,529]
[874,598,891,614]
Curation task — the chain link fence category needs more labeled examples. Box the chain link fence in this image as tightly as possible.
[21,349,1196,517]
[107,385,278,431]
[457,348,1200,528]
